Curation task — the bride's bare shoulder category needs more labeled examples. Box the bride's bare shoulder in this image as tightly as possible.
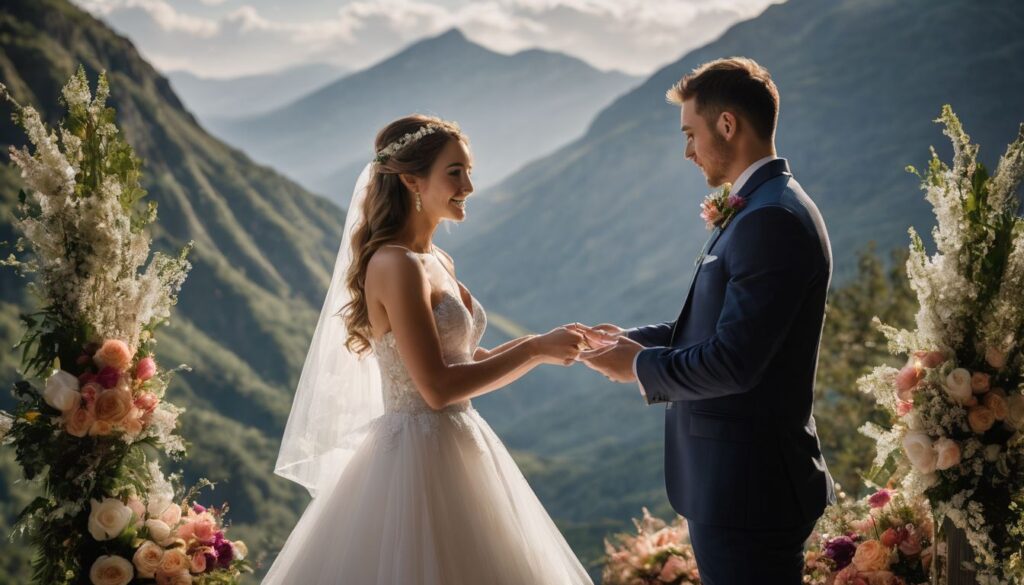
[366,245,428,294]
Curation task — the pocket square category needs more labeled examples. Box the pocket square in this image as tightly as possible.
[701,255,718,265]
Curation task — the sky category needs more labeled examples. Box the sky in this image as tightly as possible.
[71,0,781,78]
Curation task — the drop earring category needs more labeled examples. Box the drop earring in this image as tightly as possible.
[415,191,422,212]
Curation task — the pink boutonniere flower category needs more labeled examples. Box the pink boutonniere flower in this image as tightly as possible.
[699,183,745,230]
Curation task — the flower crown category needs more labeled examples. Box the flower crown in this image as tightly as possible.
[373,122,455,164]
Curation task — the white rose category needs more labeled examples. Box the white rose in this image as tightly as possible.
[159,503,182,527]
[44,370,80,412]
[984,444,1001,462]
[145,519,171,542]
[0,412,13,440]
[232,540,248,561]
[132,540,164,578]
[903,431,937,473]
[147,497,171,518]
[88,498,134,541]
[1007,394,1024,429]
[90,555,134,585]
[944,369,973,405]
[933,437,961,470]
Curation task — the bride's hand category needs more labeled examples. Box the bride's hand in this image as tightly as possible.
[531,326,586,366]
[570,322,624,348]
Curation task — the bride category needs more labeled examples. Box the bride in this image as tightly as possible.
[262,114,594,584]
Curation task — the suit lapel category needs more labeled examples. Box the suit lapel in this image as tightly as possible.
[667,158,792,345]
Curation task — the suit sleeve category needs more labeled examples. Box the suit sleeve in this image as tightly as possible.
[625,321,675,348]
[635,206,819,403]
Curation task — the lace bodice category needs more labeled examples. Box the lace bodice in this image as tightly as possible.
[371,289,487,414]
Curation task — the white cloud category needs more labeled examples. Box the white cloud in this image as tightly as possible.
[71,0,779,77]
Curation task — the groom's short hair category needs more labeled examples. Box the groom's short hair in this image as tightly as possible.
[666,57,778,142]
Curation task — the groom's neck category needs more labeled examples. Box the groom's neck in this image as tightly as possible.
[725,142,776,185]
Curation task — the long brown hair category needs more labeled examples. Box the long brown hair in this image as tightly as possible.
[340,114,466,355]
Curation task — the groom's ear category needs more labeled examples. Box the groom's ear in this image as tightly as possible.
[717,111,738,141]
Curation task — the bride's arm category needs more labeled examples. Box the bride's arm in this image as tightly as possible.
[370,249,581,410]
[473,335,535,361]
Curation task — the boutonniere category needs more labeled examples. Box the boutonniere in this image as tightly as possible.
[699,183,746,230]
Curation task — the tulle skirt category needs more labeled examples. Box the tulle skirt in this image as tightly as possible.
[262,405,593,584]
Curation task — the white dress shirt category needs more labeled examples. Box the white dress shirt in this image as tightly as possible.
[632,155,779,400]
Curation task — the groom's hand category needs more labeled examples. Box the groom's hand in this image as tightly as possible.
[578,337,642,383]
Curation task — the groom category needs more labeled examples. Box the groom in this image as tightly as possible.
[577,57,836,584]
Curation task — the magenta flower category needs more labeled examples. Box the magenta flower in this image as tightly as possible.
[135,356,157,381]
[868,489,892,509]
[96,366,120,389]
[824,535,857,569]
[727,194,746,209]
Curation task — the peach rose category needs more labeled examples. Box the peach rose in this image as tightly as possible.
[94,339,133,370]
[986,346,1007,370]
[852,539,891,572]
[159,548,191,575]
[982,392,1009,421]
[944,369,973,404]
[65,404,95,437]
[132,540,164,579]
[968,405,996,434]
[160,503,182,527]
[1007,393,1024,429]
[971,372,991,394]
[122,408,145,437]
[156,570,192,585]
[95,387,134,424]
[934,437,961,470]
[191,513,218,543]
[88,498,133,541]
[90,555,134,585]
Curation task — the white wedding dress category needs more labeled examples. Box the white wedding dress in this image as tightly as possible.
[262,264,593,584]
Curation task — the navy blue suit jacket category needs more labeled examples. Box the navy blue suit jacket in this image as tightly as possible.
[629,158,836,529]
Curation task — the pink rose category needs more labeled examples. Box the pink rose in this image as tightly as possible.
[657,555,689,582]
[834,566,868,585]
[898,530,923,556]
[971,372,991,394]
[895,364,924,400]
[127,496,146,529]
[135,356,157,381]
[896,400,913,417]
[982,391,1009,421]
[80,382,101,406]
[192,514,217,543]
[880,527,900,547]
[190,551,207,573]
[94,339,134,370]
[968,405,996,434]
[135,392,160,413]
[700,203,722,225]
[934,437,961,470]
[853,539,891,572]
[868,489,891,509]
[913,350,947,369]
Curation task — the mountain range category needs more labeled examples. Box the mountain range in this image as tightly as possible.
[205,29,640,203]
[165,63,346,121]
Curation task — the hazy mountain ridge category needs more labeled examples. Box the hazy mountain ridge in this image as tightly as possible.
[207,29,640,202]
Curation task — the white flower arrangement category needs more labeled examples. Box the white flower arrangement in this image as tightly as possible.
[858,106,1024,583]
